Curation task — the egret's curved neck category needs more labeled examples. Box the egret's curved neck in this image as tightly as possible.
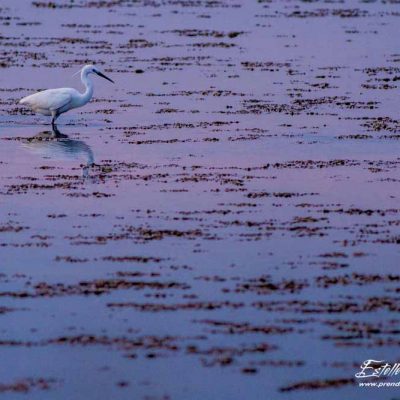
[80,72,94,105]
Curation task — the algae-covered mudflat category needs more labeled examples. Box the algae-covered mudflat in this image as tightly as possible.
[0,1,399,399]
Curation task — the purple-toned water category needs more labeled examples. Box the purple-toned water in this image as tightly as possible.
[0,1,399,399]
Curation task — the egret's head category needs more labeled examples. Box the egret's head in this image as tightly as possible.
[82,64,114,83]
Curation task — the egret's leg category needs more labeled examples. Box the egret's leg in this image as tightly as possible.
[51,112,57,128]
[51,112,61,136]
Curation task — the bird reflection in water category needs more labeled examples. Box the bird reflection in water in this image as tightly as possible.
[21,129,94,178]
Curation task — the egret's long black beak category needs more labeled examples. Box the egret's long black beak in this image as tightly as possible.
[95,71,114,84]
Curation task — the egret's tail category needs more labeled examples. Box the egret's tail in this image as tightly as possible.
[19,94,35,107]
[19,95,34,105]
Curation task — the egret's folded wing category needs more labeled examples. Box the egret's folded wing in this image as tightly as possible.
[20,90,72,111]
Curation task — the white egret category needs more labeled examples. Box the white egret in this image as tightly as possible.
[19,64,114,131]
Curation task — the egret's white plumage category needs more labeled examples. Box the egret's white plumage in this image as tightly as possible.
[19,64,114,130]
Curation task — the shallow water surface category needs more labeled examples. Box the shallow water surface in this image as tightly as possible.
[0,1,400,399]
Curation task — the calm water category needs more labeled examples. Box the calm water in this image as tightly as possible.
[0,1,399,399]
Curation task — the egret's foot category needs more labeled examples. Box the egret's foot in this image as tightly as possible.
[51,122,66,138]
